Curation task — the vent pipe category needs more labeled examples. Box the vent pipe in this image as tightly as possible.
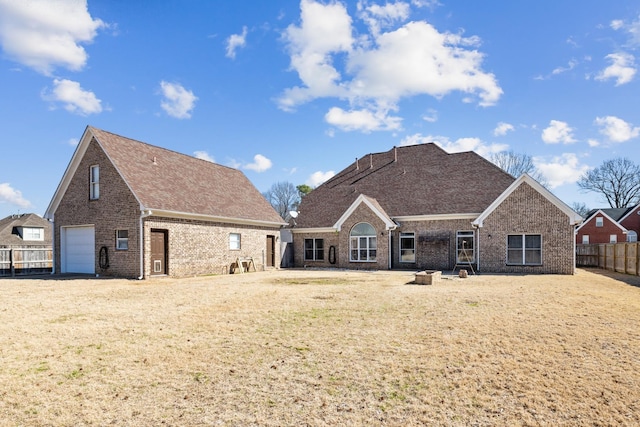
[356,157,359,170]
[394,146,397,162]
[370,153,373,169]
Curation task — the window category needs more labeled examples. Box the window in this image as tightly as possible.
[582,235,590,244]
[595,216,603,227]
[90,165,99,199]
[229,233,241,250]
[507,234,542,265]
[610,234,617,244]
[350,222,377,262]
[399,232,415,263]
[628,231,638,243]
[22,227,44,241]
[304,238,324,261]
[456,231,475,263]
[116,230,129,250]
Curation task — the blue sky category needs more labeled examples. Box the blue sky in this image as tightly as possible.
[1,0,639,220]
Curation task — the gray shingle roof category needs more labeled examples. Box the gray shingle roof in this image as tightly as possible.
[0,213,51,247]
[295,144,515,228]
[89,127,284,225]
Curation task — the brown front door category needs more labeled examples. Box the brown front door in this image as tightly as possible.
[266,235,275,267]
[150,230,167,275]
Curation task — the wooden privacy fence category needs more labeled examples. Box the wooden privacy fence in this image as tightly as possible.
[0,248,53,277]
[576,243,640,276]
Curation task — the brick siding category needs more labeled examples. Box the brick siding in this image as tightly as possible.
[478,182,575,274]
[53,138,281,279]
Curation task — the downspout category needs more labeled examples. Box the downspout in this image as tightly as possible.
[388,230,392,270]
[472,224,480,272]
[139,209,153,280]
[49,216,55,275]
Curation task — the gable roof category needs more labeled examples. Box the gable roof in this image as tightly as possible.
[0,213,51,246]
[619,203,640,224]
[295,144,516,228]
[582,206,633,223]
[473,174,583,227]
[46,126,285,226]
[333,194,397,231]
[575,208,628,233]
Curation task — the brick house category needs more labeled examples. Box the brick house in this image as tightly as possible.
[576,204,640,244]
[291,144,582,274]
[45,126,285,279]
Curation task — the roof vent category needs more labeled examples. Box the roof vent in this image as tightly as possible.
[394,146,397,162]
[152,156,157,165]
[356,157,359,170]
[370,153,373,169]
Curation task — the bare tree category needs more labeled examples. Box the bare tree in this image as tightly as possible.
[263,181,299,219]
[490,150,547,185]
[577,157,640,208]
[571,202,590,218]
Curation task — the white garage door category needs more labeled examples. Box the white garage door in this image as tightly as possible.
[62,226,95,274]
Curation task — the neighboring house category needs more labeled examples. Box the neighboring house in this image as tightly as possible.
[576,204,640,244]
[0,213,52,275]
[45,126,286,279]
[291,144,582,274]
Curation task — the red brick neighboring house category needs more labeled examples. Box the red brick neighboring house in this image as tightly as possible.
[576,205,640,244]
[292,144,582,274]
[45,126,286,279]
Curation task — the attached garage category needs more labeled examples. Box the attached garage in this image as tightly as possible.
[61,226,95,274]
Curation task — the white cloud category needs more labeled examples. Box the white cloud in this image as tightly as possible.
[278,0,502,128]
[422,108,437,122]
[493,122,514,136]
[0,0,105,75]
[306,170,335,187]
[399,133,507,157]
[194,151,215,162]
[587,139,600,147]
[595,116,640,143]
[533,153,590,189]
[357,0,410,36]
[243,154,272,172]
[43,79,102,115]
[159,81,197,119]
[325,106,402,132]
[595,52,636,86]
[552,59,578,75]
[541,120,576,144]
[611,19,624,31]
[225,26,248,59]
[0,183,31,208]
[278,0,354,111]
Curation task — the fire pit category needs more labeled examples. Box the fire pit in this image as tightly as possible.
[415,270,441,285]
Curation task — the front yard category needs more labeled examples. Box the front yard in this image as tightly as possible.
[1,269,639,426]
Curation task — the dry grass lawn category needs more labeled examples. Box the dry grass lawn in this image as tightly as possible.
[1,268,639,426]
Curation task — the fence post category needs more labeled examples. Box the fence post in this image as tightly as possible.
[10,248,14,277]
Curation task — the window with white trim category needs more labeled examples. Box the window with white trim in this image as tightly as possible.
[350,222,377,262]
[90,165,100,199]
[610,234,617,244]
[456,231,475,264]
[304,238,324,261]
[507,234,542,265]
[229,233,241,250]
[595,216,603,227]
[22,227,44,241]
[627,231,638,243]
[582,235,589,244]
[399,232,415,263]
[116,230,128,250]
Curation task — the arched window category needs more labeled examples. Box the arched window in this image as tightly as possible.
[350,222,377,262]
[627,231,638,243]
